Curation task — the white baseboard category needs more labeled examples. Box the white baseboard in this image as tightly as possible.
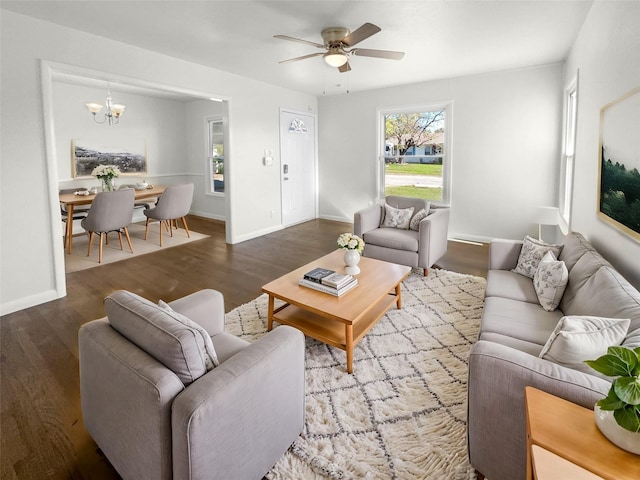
[231,224,284,244]
[1,289,61,316]
[319,213,352,223]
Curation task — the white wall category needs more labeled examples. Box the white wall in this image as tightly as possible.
[318,64,563,242]
[0,10,316,315]
[185,99,226,220]
[563,0,640,289]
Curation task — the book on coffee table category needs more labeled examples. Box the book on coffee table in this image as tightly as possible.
[298,277,358,296]
[303,267,335,284]
[320,272,353,288]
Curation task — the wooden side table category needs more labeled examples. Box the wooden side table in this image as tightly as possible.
[532,445,604,479]
[525,386,640,480]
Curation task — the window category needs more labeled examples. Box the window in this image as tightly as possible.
[560,79,578,226]
[379,105,450,203]
[207,117,224,194]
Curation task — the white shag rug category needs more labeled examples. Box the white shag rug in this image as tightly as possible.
[225,269,487,480]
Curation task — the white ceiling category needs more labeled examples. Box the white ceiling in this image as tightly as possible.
[1,0,594,96]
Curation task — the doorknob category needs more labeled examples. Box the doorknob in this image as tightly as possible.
[283,164,289,174]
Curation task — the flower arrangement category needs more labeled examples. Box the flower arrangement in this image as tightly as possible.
[91,164,121,180]
[337,233,365,254]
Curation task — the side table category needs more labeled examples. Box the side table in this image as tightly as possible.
[525,386,640,480]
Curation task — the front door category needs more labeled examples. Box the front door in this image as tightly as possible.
[280,110,317,226]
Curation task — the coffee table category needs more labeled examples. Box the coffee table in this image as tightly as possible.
[261,250,411,373]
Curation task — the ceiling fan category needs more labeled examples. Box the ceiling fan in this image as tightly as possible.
[274,23,405,73]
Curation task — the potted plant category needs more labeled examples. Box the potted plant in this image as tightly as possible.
[585,345,640,454]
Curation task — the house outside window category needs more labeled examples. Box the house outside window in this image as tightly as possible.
[207,117,224,195]
[379,105,450,204]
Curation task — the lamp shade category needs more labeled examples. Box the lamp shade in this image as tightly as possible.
[535,206,560,226]
[86,103,103,114]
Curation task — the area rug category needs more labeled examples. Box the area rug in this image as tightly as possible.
[64,223,209,273]
[225,268,487,480]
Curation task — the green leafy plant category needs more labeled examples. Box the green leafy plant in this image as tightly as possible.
[585,346,640,433]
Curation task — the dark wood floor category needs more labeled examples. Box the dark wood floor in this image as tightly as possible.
[0,217,488,480]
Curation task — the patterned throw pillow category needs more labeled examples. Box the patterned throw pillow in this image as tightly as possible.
[533,251,568,311]
[539,316,630,376]
[512,235,563,278]
[409,207,430,231]
[381,204,414,230]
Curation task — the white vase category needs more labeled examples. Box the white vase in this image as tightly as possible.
[344,249,361,275]
[594,404,640,455]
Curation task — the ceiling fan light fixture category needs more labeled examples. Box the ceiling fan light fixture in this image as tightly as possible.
[324,51,348,67]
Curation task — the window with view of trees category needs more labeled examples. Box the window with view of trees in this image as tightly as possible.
[380,106,449,203]
[207,117,224,195]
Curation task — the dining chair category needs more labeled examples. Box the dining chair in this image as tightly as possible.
[81,189,135,263]
[144,184,194,246]
[60,187,91,249]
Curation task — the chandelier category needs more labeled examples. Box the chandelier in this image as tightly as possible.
[86,87,125,125]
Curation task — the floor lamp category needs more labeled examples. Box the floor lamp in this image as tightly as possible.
[535,207,560,242]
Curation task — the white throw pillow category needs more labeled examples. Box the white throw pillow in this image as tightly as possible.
[381,204,414,230]
[539,316,630,375]
[512,235,563,279]
[533,251,568,311]
[409,207,430,231]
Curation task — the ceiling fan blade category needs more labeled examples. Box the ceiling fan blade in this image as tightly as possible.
[338,61,352,73]
[342,23,381,47]
[273,34,325,49]
[278,52,324,64]
[351,48,405,60]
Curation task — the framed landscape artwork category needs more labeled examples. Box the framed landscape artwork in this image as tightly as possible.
[597,86,640,241]
[72,139,147,177]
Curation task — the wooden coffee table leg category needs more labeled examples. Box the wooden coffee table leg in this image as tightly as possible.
[395,283,403,308]
[267,295,274,331]
[346,324,354,373]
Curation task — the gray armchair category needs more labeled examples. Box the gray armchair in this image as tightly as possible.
[80,189,135,263]
[79,289,305,480]
[354,195,450,275]
[144,183,194,246]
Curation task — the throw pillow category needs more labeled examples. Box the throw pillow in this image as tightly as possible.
[512,235,563,279]
[158,300,219,368]
[105,290,218,385]
[533,251,569,311]
[381,203,414,230]
[539,315,630,375]
[409,207,430,231]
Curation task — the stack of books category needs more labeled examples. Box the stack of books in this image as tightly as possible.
[299,267,358,297]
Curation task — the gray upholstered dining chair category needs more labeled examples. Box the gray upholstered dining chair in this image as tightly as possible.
[144,183,194,246]
[81,189,135,263]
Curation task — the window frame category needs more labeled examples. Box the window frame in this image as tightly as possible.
[377,103,452,205]
[559,75,578,229]
[205,115,225,197]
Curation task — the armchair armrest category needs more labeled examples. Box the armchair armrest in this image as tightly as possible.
[467,341,610,480]
[171,326,305,480]
[354,204,382,237]
[168,289,225,335]
[488,239,524,271]
[418,207,450,268]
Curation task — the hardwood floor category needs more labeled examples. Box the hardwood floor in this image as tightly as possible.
[0,217,488,480]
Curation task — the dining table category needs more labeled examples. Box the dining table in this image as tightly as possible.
[59,185,166,254]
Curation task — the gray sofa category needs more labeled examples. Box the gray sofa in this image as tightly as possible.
[467,232,640,480]
[79,289,305,480]
[354,195,450,275]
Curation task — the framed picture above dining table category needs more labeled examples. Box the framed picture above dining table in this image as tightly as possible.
[72,139,147,177]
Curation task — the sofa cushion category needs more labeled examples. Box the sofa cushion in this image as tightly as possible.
[105,290,218,385]
[558,231,597,272]
[210,332,250,363]
[481,296,564,345]
[478,331,544,357]
[559,250,612,313]
[381,203,414,229]
[363,228,419,252]
[533,251,568,312]
[512,235,563,279]
[539,316,630,375]
[409,207,429,231]
[485,270,539,304]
